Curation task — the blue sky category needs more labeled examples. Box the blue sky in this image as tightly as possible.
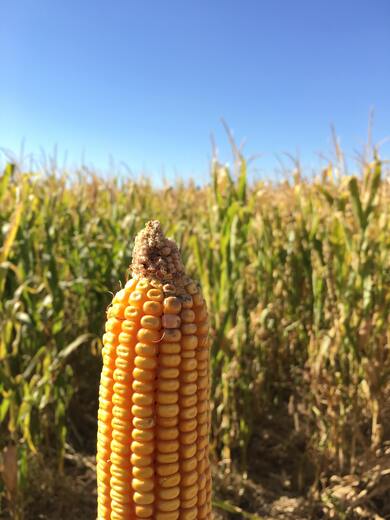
[1,0,389,181]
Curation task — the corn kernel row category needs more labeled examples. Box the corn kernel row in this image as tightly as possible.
[97,276,212,519]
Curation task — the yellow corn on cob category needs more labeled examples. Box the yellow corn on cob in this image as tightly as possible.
[97,221,212,520]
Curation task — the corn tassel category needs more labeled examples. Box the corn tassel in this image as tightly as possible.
[97,221,212,519]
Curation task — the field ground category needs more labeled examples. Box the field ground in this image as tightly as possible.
[11,444,390,520]
[3,450,311,519]
[3,407,390,519]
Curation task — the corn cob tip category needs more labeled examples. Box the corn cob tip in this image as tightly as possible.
[131,220,185,282]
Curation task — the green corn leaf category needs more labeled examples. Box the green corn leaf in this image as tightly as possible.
[236,155,247,204]
[0,397,10,422]
[0,163,14,201]
[364,160,381,220]
[0,192,24,265]
[348,176,366,230]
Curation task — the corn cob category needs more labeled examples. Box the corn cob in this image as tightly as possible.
[97,220,212,520]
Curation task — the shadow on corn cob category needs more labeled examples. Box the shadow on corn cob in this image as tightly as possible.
[97,221,212,519]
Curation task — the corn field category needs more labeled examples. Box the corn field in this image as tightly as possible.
[1,144,390,518]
